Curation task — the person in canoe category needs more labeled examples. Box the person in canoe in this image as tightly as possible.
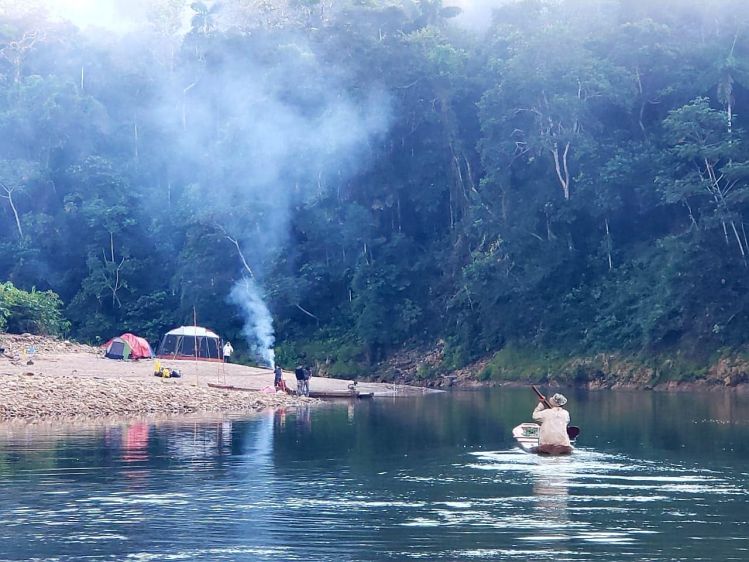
[532,393,573,455]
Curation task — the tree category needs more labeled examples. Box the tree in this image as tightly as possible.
[480,23,627,201]
[0,159,37,240]
[190,1,223,35]
[660,97,749,262]
[0,281,69,335]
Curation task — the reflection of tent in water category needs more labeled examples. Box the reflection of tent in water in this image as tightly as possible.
[122,422,150,463]
[156,326,222,362]
[103,333,154,360]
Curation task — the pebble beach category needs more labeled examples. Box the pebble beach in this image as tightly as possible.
[0,372,313,421]
[0,333,425,422]
[0,334,312,422]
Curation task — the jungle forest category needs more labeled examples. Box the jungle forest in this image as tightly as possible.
[2,0,749,382]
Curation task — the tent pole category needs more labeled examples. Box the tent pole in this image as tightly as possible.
[193,307,199,386]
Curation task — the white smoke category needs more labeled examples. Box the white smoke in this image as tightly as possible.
[182,43,391,367]
[448,0,510,32]
[229,277,275,368]
[20,2,392,364]
[24,0,160,32]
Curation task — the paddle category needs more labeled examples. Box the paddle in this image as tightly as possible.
[532,385,581,440]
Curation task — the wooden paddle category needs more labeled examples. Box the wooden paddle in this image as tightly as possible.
[532,385,581,440]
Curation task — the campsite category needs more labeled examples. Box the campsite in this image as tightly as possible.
[0,332,418,421]
[4,1,749,560]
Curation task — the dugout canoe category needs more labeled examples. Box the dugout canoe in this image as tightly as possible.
[512,423,576,455]
[308,390,374,399]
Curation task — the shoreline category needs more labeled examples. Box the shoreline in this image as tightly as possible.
[369,344,749,392]
[0,409,294,431]
[9,333,748,424]
[0,372,315,423]
[0,334,428,423]
[440,379,749,393]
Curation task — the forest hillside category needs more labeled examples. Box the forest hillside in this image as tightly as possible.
[2,0,749,385]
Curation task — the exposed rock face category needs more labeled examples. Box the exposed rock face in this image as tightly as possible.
[709,358,749,387]
[367,340,749,391]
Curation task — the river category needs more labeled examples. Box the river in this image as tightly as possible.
[1,387,748,561]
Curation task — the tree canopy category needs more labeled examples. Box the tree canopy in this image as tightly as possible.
[2,0,749,373]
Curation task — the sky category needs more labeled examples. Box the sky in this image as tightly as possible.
[23,0,158,32]
[450,0,507,31]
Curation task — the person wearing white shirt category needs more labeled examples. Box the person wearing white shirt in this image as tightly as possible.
[223,341,233,363]
[532,393,572,455]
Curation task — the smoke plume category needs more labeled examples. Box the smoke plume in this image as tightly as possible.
[154,14,392,365]
[8,1,392,365]
[229,278,275,368]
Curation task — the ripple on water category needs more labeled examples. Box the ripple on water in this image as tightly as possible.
[459,446,749,554]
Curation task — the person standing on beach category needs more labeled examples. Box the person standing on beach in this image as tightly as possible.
[274,365,285,391]
[295,365,308,397]
[223,341,233,363]
[303,366,312,396]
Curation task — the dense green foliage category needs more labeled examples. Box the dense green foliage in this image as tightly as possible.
[0,282,69,335]
[2,0,749,372]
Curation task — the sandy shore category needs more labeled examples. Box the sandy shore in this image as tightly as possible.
[0,334,427,421]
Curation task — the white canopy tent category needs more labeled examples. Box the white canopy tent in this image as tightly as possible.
[156,326,223,362]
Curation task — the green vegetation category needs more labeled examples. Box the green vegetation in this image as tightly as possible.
[476,347,718,386]
[1,1,749,381]
[481,347,569,383]
[0,282,69,336]
[275,334,369,378]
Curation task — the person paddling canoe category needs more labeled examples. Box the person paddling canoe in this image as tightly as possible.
[532,392,573,455]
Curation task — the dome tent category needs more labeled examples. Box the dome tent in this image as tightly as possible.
[156,326,222,362]
[103,333,154,360]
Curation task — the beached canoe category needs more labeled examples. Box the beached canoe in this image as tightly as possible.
[308,390,374,399]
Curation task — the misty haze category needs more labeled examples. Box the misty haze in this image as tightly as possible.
[2,1,749,561]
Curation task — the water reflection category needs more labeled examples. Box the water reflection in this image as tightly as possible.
[122,422,149,463]
[532,461,570,533]
[0,389,748,561]
[296,405,312,433]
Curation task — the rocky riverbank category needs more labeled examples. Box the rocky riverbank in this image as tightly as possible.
[0,333,315,422]
[0,372,312,421]
[1,333,432,422]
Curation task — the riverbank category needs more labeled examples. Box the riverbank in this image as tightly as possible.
[0,334,426,422]
[364,342,749,392]
[0,331,311,421]
[0,372,310,421]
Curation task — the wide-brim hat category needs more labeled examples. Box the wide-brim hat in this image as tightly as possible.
[550,393,567,407]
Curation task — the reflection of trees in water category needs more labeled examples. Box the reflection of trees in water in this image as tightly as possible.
[1,388,748,480]
[578,390,749,457]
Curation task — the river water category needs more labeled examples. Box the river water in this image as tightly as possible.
[1,388,748,561]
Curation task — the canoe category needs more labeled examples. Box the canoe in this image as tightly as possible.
[206,383,374,400]
[512,423,575,455]
[308,390,374,400]
[207,383,254,392]
[513,423,542,453]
